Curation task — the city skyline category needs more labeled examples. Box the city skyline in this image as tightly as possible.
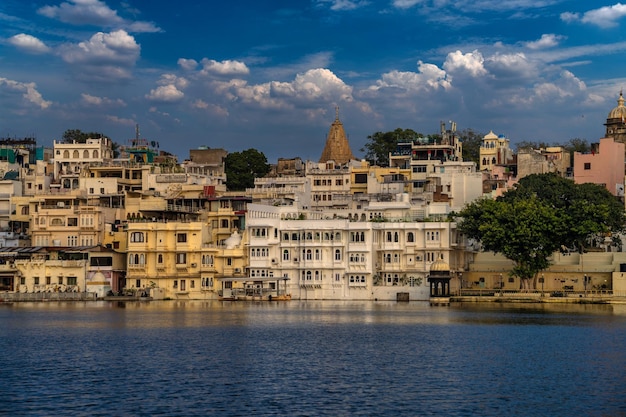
[1,0,626,162]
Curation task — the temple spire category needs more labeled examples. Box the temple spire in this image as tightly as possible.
[319,107,355,165]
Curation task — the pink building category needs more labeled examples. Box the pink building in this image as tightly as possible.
[573,137,625,196]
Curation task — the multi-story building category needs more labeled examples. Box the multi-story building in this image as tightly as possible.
[573,137,625,197]
[52,137,113,191]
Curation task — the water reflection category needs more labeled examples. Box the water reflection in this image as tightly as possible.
[2,300,625,417]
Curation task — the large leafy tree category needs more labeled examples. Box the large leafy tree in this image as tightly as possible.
[500,173,625,252]
[224,148,271,191]
[360,128,420,166]
[458,196,564,289]
[457,173,625,288]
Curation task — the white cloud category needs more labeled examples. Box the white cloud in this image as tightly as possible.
[106,115,135,125]
[60,30,140,80]
[443,50,487,77]
[178,58,198,71]
[145,84,185,102]
[200,59,250,77]
[368,61,451,92]
[81,93,126,106]
[38,0,160,32]
[38,0,124,26]
[525,34,564,50]
[192,99,229,116]
[0,77,52,109]
[316,0,370,11]
[157,74,189,90]
[210,68,353,110]
[8,34,50,54]
[561,3,626,28]
[485,52,538,81]
[392,0,423,9]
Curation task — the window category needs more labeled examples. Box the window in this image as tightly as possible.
[58,276,63,285]
[46,276,51,285]
[157,254,163,264]
[335,249,341,261]
[407,232,414,243]
[283,250,290,261]
[413,165,427,173]
[354,173,367,184]
[34,277,40,285]
[177,233,187,243]
[68,218,78,226]
[130,232,144,242]
[584,162,591,170]
[176,253,187,264]
[67,277,77,286]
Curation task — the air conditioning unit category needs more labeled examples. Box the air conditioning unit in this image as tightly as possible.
[271,259,277,264]
[191,263,197,268]
[234,268,241,273]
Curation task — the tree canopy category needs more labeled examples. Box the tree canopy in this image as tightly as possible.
[224,148,271,191]
[62,129,108,143]
[457,173,625,287]
[458,128,484,166]
[360,128,421,166]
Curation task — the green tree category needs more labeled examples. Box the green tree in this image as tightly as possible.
[224,149,271,191]
[458,196,564,289]
[360,128,419,166]
[458,173,626,288]
[62,129,107,143]
[458,128,484,166]
[500,173,625,252]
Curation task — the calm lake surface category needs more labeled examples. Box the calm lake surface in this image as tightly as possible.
[1,300,625,417]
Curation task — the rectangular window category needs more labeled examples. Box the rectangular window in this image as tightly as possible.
[354,173,367,184]
[413,165,427,173]
[34,277,40,285]
[176,253,187,264]
[68,218,78,226]
[584,162,591,170]
[58,276,63,285]
[177,233,187,243]
[67,277,77,286]
[46,276,51,285]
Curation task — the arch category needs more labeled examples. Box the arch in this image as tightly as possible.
[83,150,89,159]
[73,150,79,159]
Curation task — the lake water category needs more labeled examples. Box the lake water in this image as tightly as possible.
[1,301,626,417]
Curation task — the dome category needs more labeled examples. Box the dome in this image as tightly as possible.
[607,91,626,120]
[430,256,450,273]
[484,130,498,139]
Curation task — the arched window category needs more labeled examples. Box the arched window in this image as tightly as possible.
[158,254,163,264]
[83,150,89,159]
[73,150,79,158]
[93,150,99,159]
[63,150,70,158]
[407,232,414,243]
[283,250,290,261]
[394,232,399,242]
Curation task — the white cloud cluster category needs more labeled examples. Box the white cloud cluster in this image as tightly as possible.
[0,77,52,109]
[525,34,564,50]
[145,74,188,102]
[368,61,451,93]
[444,50,487,77]
[561,3,626,28]
[200,59,250,77]
[8,34,50,54]
[60,30,140,80]
[316,0,370,11]
[81,93,126,107]
[38,0,160,32]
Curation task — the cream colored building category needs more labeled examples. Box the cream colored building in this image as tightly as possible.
[479,131,514,171]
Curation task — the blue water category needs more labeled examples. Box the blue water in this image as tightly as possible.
[1,301,625,416]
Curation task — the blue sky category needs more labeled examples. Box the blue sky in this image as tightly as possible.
[1,1,626,163]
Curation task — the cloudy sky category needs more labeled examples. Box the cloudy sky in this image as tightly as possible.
[1,1,626,162]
